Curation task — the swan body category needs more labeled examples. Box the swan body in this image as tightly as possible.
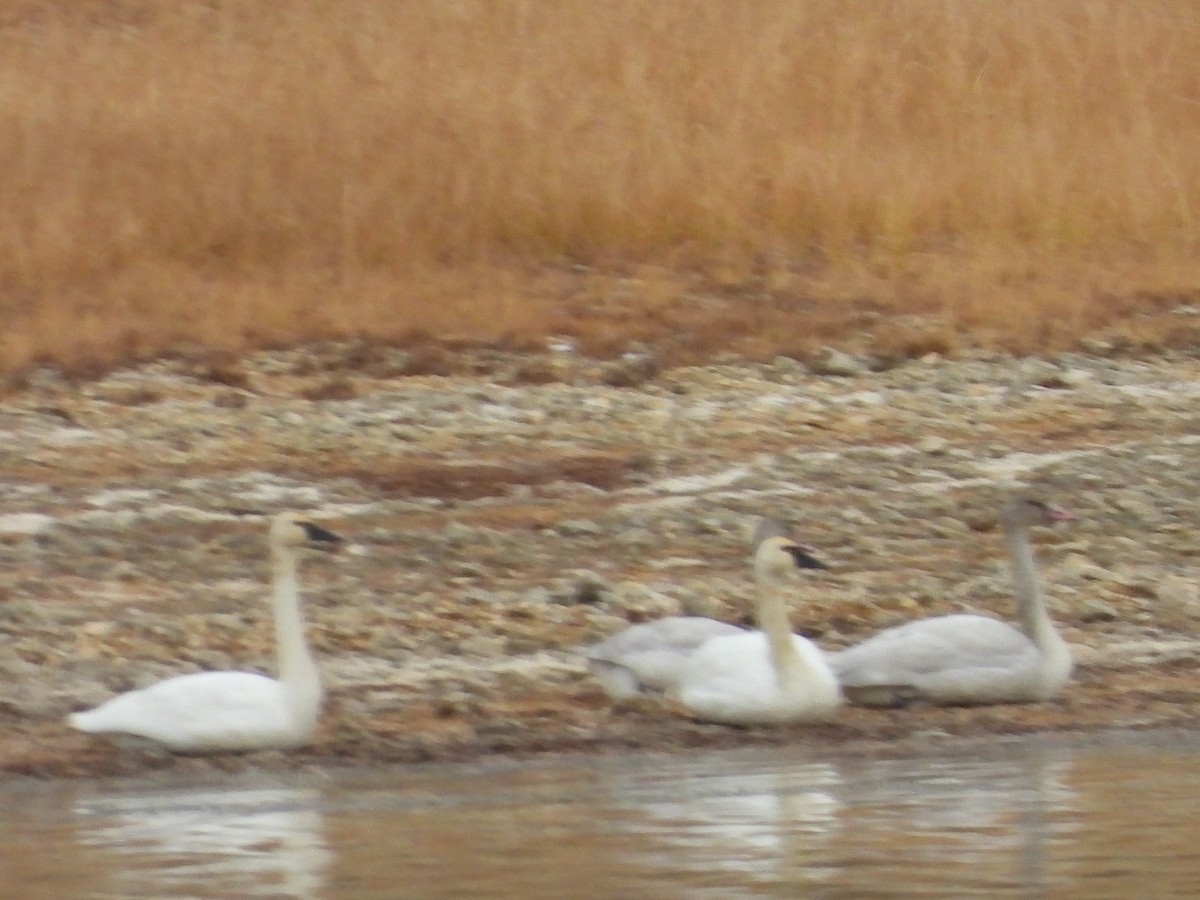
[678,630,841,725]
[830,498,1072,707]
[68,512,341,753]
[677,530,841,725]
[586,617,745,700]
[70,671,310,753]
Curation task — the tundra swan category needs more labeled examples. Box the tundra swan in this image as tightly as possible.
[67,511,341,753]
[586,616,745,700]
[829,497,1072,707]
[676,529,841,725]
[583,518,815,700]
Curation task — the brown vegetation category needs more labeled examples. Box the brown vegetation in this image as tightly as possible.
[4,0,1200,377]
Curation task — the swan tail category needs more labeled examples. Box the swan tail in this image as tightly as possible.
[65,711,88,731]
[66,707,114,734]
[66,695,141,735]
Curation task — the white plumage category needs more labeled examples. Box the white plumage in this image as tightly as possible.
[67,511,341,753]
[829,498,1073,707]
[71,670,308,753]
[677,629,841,725]
[676,530,841,726]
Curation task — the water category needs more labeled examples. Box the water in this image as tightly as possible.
[4,731,1200,899]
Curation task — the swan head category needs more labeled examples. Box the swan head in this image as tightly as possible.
[270,511,343,551]
[1002,498,1072,530]
[751,517,792,550]
[755,534,828,578]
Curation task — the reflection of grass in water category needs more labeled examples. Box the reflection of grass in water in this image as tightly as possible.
[5,0,1200,377]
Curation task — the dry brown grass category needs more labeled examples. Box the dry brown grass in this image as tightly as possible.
[5,0,1200,377]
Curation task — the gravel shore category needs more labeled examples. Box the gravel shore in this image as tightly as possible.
[3,342,1200,778]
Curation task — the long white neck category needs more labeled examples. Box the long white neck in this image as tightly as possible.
[754,563,805,690]
[271,545,323,722]
[1005,522,1066,658]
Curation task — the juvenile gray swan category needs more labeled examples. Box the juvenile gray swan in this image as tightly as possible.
[586,619,743,700]
[68,512,341,753]
[830,498,1073,707]
[676,529,841,726]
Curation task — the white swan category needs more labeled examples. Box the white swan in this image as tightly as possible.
[676,530,842,725]
[829,497,1073,707]
[67,511,341,753]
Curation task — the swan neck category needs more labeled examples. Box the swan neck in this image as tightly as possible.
[755,565,803,689]
[1005,521,1058,650]
[271,545,321,700]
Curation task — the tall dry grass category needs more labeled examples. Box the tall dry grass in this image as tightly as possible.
[4,0,1200,376]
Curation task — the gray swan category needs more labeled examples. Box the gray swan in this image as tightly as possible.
[584,518,817,701]
[585,617,743,701]
[829,498,1072,707]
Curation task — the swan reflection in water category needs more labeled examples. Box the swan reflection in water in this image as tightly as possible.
[74,785,330,900]
[606,750,1077,896]
[607,758,844,892]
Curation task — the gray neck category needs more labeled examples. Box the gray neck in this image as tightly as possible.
[1005,522,1062,653]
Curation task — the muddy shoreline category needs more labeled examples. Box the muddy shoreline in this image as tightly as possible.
[3,343,1200,779]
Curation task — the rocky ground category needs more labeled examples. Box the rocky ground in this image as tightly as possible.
[3,340,1200,779]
